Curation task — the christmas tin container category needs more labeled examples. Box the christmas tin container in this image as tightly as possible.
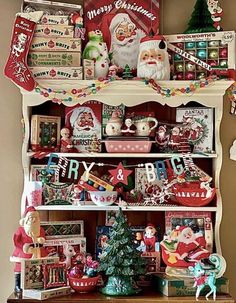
[34,25,74,37]
[28,52,81,67]
[30,66,83,80]
[30,115,61,152]
[153,274,229,297]
[30,37,81,52]
[164,31,235,80]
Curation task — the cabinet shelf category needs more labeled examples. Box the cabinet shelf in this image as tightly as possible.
[27,151,218,159]
[35,205,218,212]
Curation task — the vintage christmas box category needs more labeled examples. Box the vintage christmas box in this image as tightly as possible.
[30,66,83,80]
[164,31,235,80]
[84,0,160,70]
[30,115,61,152]
[28,52,81,67]
[153,273,229,297]
[41,220,84,238]
[65,101,102,153]
[176,107,214,153]
[30,37,81,52]
[34,25,74,38]
[44,236,86,264]
[40,15,70,25]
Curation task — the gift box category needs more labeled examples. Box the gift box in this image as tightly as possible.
[41,220,84,238]
[28,52,81,67]
[30,66,83,80]
[153,274,229,297]
[34,25,74,38]
[164,31,236,80]
[44,237,86,264]
[30,115,61,152]
[30,37,81,52]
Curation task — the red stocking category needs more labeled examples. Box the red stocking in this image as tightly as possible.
[4,14,39,91]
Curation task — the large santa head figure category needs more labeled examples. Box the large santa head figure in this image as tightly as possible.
[100,13,145,69]
[137,35,170,80]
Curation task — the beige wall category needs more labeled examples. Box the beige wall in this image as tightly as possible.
[0,0,235,302]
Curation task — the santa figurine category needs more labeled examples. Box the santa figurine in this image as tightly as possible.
[137,35,170,80]
[100,13,145,69]
[60,127,74,153]
[169,126,181,151]
[142,224,157,252]
[207,0,223,31]
[121,117,136,136]
[155,125,169,151]
[176,226,210,263]
[10,206,47,294]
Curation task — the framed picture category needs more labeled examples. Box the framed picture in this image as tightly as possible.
[30,165,59,182]
[165,211,213,252]
[41,220,84,238]
[135,167,161,197]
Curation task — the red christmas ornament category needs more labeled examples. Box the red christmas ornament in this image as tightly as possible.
[108,162,132,186]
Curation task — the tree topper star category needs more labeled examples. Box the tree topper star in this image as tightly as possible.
[109,162,133,186]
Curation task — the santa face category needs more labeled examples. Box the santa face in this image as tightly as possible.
[24,211,40,237]
[76,112,94,131]
[137,48,170,80]
[110,13,144,69]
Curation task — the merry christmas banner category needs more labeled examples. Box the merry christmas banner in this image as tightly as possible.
[84,0,160,69]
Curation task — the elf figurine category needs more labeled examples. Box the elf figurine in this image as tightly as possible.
[70,13,86,40]
[10,206,47,294]
[83,30,109,78]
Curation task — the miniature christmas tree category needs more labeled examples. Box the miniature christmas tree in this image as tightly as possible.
[122,65,133,80]
[98,208,146,296]
[184,0,217,34]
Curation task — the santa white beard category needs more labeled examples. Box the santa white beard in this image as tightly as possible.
[137,59,170,80]
[24,221,40,239]
[110,29,145,69]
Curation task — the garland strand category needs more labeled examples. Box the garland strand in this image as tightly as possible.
[34,76,218,104]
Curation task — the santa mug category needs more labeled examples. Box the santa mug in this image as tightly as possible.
[135,117,158,136]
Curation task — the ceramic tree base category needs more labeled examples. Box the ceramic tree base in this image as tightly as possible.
[100,276,141,296]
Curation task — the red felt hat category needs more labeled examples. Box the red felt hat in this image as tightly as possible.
[139,35,167,52]
[23,206,36,217]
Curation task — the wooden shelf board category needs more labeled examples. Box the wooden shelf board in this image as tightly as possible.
[27,152,217,159]
[35,205,218,212]
[7,290,235,303]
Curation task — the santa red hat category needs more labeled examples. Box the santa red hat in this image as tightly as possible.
[139,35,167,52]
[176,225,190,232]
[100,13,136,50]
[23,206,36,217]
[158,125,167,132]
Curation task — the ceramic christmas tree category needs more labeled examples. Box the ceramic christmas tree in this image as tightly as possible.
[98,208,146,296]
[184,0,217,34]
[122,65,133,80]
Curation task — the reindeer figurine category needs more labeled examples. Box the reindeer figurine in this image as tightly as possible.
[63,243,76,269]
[189,254,226,301]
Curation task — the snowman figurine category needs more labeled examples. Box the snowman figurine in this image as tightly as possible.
[83,30,109,78]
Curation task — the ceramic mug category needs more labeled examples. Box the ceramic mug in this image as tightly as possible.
[135,117,158,136]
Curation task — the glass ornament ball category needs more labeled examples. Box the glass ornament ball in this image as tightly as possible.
[176,73,184,80]
[185,62,196,72]
[197,49,207,59]
[174,54,182,61]
[208,40,219,47]
[208,49,219,59]
[175,62,184,72]
[185,72,195,80]
[208,60,218,67]
[185,42,196,49]
[187,50,196,56]
[219,48,228,58]
[197,72,206,79]
[219,60,228,68]
[197,41,207,48]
